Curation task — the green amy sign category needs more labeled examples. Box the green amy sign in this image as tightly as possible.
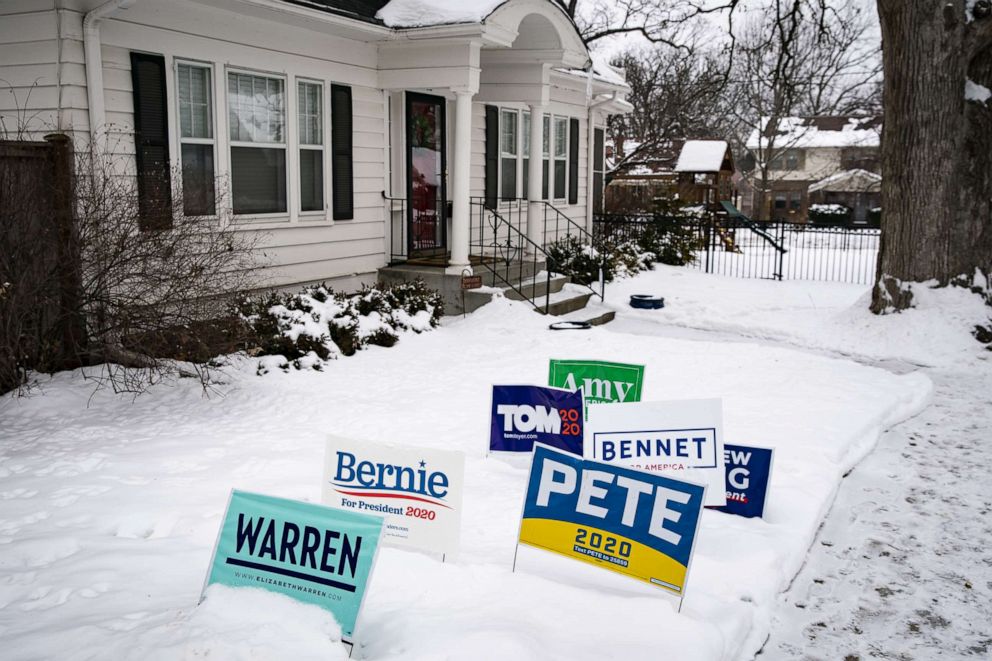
[548,359,645,405]
[203,490,383,642]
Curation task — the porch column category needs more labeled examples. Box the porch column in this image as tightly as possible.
[447,89,474,274]
[527,104,544,250]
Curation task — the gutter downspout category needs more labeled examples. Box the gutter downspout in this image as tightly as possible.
[83,0,137,161]
[586,89,618,231]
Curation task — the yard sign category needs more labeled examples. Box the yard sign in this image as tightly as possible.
[323,435,465,558]
[516,444,706,598]
[548,359,645,406]
[710,443,774,519]
[490,385,584,455]
[203,489,383,643]
[586,398,727,507]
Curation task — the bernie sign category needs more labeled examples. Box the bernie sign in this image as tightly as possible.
[490,385,584,455]
[711,444,774,519]
[548,359,645,406]
[204,490,383,642]
[517,444,706,597]
[323,436,465,558]
[586,398,726,507]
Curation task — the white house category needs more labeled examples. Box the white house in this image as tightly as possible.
[0,0,630,310]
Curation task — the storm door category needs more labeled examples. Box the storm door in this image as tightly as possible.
[405,92,447,258]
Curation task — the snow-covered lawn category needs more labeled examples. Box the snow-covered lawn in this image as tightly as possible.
[4,267,976,660]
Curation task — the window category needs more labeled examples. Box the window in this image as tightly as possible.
[228,71,287,215]
[553,116,567,200]
[771,148,803,171]
[774,193,787,209]
[298,80,324,212]
[177,62,215,216]
[790,191,802,211]
[500,109,517,200]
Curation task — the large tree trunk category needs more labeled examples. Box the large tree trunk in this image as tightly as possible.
[872,0,992,313]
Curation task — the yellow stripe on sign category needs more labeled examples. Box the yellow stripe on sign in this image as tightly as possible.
[518,518,687,594]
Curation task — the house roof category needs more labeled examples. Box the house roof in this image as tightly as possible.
[280,0,390,24]
[746,116,882,151]
[809,168,881,193]
[674,140,730,173]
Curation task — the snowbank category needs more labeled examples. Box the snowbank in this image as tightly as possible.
[377,0,506,27]
[605,265,990,368]
[0,295,932,660]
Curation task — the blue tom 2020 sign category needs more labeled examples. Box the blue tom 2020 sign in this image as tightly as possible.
[203,490,384,642]
[490,385,584,455]
[712,444,774,519]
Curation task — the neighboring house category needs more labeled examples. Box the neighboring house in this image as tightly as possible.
[602,139,680,212]
[0,0,630,306]
[741,116,881,223]
[672,140,736,211]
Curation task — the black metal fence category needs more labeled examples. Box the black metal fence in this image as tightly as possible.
[594,214,880,286]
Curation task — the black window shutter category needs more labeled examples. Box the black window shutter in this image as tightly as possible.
[484,105,498,209]
[331,84,354,220]
[593,128,605,213]
[130,52,172,230]
[568,117,579,205]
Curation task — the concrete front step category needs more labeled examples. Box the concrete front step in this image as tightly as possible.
[534,284,594,316]
[556,300,616,326]
[504,273,568,301]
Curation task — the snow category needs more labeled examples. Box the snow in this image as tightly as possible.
[965,78,991,105]
[376,0,507,28]
[808,168,881,193]
[746,116,880,150]
[675,140,729,172]
[0,285,935,660]
[808,203,848,214]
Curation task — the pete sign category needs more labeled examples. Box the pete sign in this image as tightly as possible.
[548,359,644,405]
[711,444,774,519]
[203,490,383,642]
[323,436,465,558]
[518,444,705,596]
[586,399,726,507]
[490,385,584,455]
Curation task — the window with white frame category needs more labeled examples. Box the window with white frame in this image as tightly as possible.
[177,62,215,216]
[553,116,567,201]
[297,80,324,212]
[500,109,518,200]
[227,71,287,215]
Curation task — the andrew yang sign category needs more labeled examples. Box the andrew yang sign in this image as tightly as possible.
[323,436,465,558]
[586,399,726,507]
[518,444,706,597]
[490,385,583,455]
[204,490,383,643]
[711,444,774,519]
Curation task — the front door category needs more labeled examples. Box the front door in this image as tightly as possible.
[406,92,447,258]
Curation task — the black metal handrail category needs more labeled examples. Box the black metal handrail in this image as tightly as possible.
[470,197,553,313]
[383,192,408,264]
[540,201,606,301]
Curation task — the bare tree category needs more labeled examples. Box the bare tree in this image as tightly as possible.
[557,0,741,48]
[728,0,881,219]
[871,0,992,312]
[606,41,734,181]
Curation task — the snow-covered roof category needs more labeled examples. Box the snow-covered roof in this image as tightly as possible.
[809,168,881,193]
[376,0,506,27]
[674,140,730,172]
[746,116,882,151]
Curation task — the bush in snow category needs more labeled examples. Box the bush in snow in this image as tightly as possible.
[808,203,852,225]
[546,235,617,286]
[235,279,443,372]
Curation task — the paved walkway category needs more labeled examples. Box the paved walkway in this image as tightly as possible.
[761,364,992,660]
